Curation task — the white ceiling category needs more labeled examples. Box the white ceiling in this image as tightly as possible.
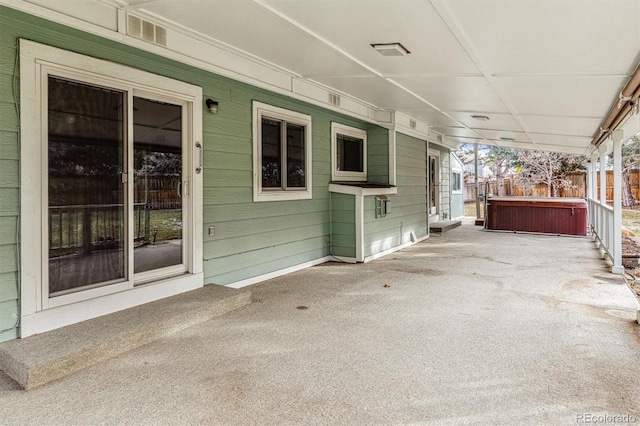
[111,0,640,154]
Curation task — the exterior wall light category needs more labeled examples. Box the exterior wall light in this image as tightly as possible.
[206,98,219,114]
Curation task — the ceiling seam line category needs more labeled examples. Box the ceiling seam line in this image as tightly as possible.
[250,0,492,145]
[429,0,538,148]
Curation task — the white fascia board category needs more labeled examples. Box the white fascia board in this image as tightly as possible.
[393,111,430,140]
[0,0,390,126]
[292,79,371,121]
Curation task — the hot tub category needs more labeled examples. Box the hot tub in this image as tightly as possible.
[485,196,587,236]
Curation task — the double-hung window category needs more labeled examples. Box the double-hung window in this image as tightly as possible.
[253,102,312,201]
[331,123,367,182]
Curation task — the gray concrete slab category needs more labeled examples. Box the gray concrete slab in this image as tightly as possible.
[429,219,462,234]
[0,285,251,389]
[1,219,639,425]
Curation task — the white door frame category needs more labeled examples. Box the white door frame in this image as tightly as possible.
[19,40,204,337]
[428,149,441,221]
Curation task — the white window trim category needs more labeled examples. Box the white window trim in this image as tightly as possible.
[331,122,367,182]
[252,101,312,202]
[19,40,204,337]
[451,169,463,194]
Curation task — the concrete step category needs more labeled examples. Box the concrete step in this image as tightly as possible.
[429,220,462,234]
[0,285,251,390]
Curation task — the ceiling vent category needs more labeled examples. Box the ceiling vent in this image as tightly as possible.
[329,93,341,107]
[409,119,417,129]
[128,15,167,47]
[371,43,410,57]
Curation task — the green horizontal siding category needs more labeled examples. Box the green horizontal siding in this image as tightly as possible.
[0,272,18,302]
[0,5,390,340]
[0,9,19,341]
[205,237,328,285]
[0,299,18,331]
[0,130,18,160]
[330,192,355,258]
[363,133,428,258]
[367,126,389,184]
[0,217,17,242]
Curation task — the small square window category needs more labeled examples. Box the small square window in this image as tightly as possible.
[331,123,367,181]
[452,171,462,192]
[253,102,312,202]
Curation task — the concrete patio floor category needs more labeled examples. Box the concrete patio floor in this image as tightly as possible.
[1,219,639,425]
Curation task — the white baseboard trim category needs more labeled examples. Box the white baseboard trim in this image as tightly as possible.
[226,256,332,289]
[363,235,429,263]
[226,234,432,289]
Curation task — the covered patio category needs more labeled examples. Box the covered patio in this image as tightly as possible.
[1,221,638,424]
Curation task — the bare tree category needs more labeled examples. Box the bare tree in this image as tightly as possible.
[482,146,514,196]
[512,150,585,197]
[619,137,640,206]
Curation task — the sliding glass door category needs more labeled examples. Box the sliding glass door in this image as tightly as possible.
[46,76,189,301]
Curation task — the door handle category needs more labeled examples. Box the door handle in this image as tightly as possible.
[195,142,203,174]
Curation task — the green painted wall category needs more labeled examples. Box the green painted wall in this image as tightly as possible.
[367,126,389,184]
[363,133,428,257]
[202,89,368,285]
[0,6,387,340]
[0,7,21,342]
[330,193,356,258]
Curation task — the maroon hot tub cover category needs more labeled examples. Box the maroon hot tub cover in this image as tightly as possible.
[485,196,587,236]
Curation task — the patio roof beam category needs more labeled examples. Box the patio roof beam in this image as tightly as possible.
[592,62,640,147]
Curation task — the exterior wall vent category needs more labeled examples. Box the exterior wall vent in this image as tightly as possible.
[437,134,443,143]
[127,15,167,47]
[329,93,341,107]
[409,119,417,129]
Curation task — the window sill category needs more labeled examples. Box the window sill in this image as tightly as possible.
[328,182,397,196]
[253,190,312,202]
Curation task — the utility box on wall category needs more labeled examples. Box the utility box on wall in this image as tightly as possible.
[376,196,391,218]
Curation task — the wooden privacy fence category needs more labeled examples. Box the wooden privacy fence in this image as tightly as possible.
[464,170,640,202]
[464,174,587,201]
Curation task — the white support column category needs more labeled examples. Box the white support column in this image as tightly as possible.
[611,130,624,274]
[590,153,598,201]
[599,144,608,204]
[585,158,594,199]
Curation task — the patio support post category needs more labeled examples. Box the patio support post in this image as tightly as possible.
[612,130,624,274]
[599,144,608,205]
[474,143,480,219]
[586,156,593,200]
[590,152,598,201]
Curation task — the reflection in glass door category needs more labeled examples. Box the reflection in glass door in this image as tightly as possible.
[132,97,184,276]
[47,76,126,295]
[46,78,187,297]
[429,156,438,216]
